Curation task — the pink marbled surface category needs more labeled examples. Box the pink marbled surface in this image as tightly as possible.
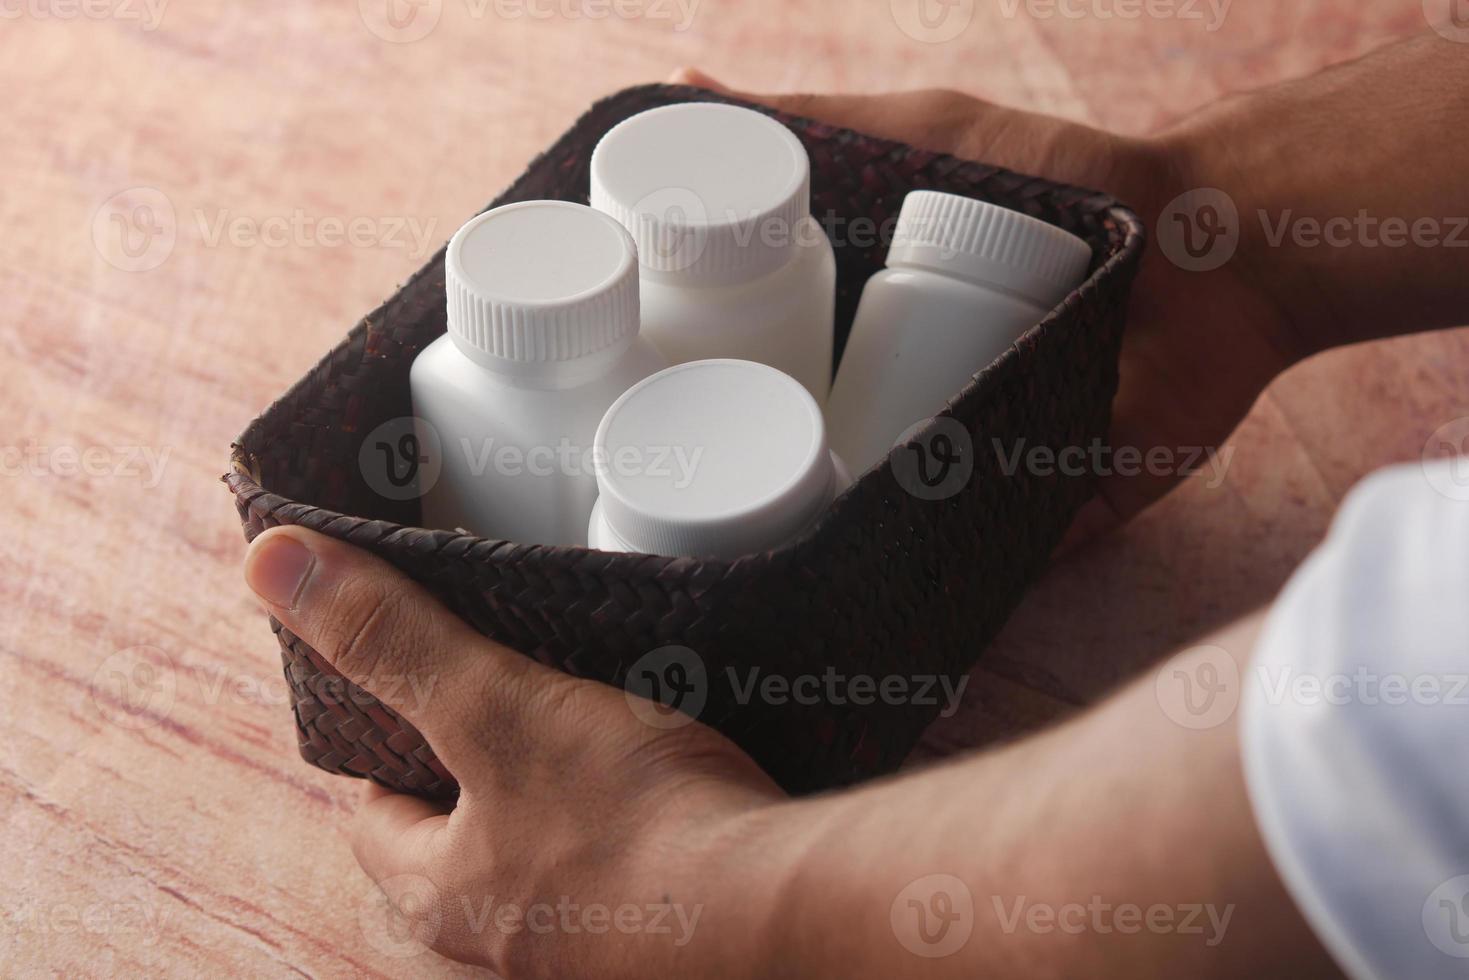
[0,1,1462,974]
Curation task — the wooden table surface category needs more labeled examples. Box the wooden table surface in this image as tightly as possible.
[2,0,1463,975]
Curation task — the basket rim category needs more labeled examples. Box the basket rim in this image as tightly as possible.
[226,82,1147,574]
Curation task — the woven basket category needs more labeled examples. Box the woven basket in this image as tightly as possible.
[227,84,1145,799]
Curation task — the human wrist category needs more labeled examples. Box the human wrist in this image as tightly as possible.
[708,789,894,978]
[1148,34,1469,360]
[710,795,849,978]
[748,768,1007,978]
[1149,101,1328,367]
[606,787,840,980]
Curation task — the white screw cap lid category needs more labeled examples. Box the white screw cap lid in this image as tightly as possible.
[887,190,1093,310]
[593,359,837,558]
[445,200,640,364]
[590,103,812,287]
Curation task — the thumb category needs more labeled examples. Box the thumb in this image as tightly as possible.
[242,525,535,779]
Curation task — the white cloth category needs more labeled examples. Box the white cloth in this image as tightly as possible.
[1243,461,1469,980]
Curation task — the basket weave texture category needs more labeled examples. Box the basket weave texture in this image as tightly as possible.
[226,84,1145,799]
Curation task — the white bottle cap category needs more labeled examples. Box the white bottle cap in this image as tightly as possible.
[592,359,838,558]
[445,200,640,365]
[590,103,812,287]
[886,190,1093,310]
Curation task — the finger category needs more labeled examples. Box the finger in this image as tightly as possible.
[693,78,993,159]
[1054,493,1125,558]
[668,66,979,147]
[667,66,730,92]
[669,74,1128,196]
[243,525,539,769]
[350,782,451,886]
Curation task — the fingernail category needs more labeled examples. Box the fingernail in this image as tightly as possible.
[246,533,317,610]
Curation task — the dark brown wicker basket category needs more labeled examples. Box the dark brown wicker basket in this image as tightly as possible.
[227,84,1145,799]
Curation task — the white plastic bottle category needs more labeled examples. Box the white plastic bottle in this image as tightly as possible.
[589,103,837,402]
[411,200,667,546]
[587,359,850,558]
[825,190,1093,475]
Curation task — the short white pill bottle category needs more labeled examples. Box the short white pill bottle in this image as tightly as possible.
[826,190,1093,475]
[590,103,837,402]
[411,200,667,546]
[587,359,850,558]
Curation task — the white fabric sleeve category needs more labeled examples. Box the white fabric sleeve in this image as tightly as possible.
[1242,461,1469,980]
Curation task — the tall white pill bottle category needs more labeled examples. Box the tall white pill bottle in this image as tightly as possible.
[590,103,837,401]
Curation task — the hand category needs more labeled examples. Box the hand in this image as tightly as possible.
[243,525,794,978]
[243,526,1336,979]
[677,35,1469,540]
[667,69,1304,538]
